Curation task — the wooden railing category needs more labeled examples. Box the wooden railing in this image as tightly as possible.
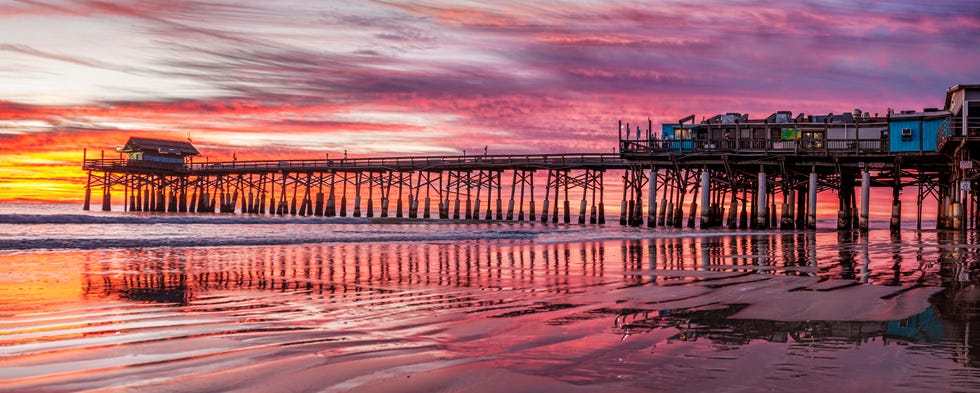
[83,153,632,174]
[937,117,980,151]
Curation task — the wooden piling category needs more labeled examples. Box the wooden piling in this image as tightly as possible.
[859,169,870,231]
[366,172,374,218]
[807,170,817,229]
[518,171,527,222]
[619,170,628,225]
[687,170,700,228]
[528,171,536,221]
[597,171,605,224]
[354,172,363,217]
[340,173,348,217]
[494,172,502,221]
[101,171,111,211]
[699,169,710,229]
[756,169,767,229]
[482,171,492,220]
[542,170,551,224]
[553,171,561,224]
[507,170,516,220]
[82,152,91,211]
[578,170,587,224]
[563,171,572,224]
[325,172,336,217]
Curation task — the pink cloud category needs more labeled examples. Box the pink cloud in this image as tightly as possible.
[1,1,979,202]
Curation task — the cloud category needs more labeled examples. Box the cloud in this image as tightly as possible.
[1,0,979,202]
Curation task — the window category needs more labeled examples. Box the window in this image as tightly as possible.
[901,127,913,142]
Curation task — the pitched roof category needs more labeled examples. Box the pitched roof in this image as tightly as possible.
[945,84,980,114]
[123,137,200,156]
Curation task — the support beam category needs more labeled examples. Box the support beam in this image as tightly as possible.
[891,186,902,233]
[648,168,657,227]
[780,187,794,230]
[578,170,588,224]
[529,171,536,221]
[807,170,818,229]
[340,173,348,217]
[507,170,516,220]
[83,173,92,211]
[353,173,362,217]
[860,169,870,231]
[700,169,711,229]
[756,169,767,229]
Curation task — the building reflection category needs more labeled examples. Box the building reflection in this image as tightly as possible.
[934,231,980,367]
[611,302,945,345]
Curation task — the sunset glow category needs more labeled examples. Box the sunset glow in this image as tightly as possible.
[1,0,978,202]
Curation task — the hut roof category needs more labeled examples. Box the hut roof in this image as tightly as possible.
[944,84,980,114]
[123,137,200,156]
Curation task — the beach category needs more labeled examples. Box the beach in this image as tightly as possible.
[1,204,979,392]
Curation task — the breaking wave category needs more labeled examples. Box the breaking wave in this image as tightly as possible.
[0,213,372,225]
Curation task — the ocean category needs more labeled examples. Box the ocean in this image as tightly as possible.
[1,203,978,392]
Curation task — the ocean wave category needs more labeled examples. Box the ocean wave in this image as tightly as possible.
[0,229,540,251]
[0,213,373,225]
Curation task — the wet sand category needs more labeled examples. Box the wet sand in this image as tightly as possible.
[1,231,979,392]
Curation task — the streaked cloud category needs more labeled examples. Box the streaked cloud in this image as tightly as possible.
[0,0,978,201]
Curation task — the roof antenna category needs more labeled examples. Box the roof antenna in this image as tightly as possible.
[186,130,193,144]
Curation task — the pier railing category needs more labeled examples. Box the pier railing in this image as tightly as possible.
[84,153,630,174]
[83,159,187,172]
[937,117,980,152]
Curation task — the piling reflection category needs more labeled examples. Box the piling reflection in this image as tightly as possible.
[934,231,980,368]
[82,240,618,306]
[70,230,980,373]
[78,230,977,298]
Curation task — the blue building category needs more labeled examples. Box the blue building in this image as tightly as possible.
[887,110,948,153]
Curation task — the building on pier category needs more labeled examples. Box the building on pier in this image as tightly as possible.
[616,83,980,232]
[121,137,199,165]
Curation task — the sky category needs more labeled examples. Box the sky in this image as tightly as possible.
[1,0,979,202]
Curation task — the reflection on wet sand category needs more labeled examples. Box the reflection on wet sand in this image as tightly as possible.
[82,241,615,305]
[613,304,942,347]
[2,230,980,392]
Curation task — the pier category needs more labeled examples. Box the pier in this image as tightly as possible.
[614,84,980,232]
[81,84,980,231]
[82,151,629,225]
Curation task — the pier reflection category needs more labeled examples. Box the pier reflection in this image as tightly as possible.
[81,231,978,300]
[77,230,980,368]
[83,240,618,305]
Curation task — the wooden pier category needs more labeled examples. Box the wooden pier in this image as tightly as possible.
[82,84,980,231]
[82,152,632,225]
